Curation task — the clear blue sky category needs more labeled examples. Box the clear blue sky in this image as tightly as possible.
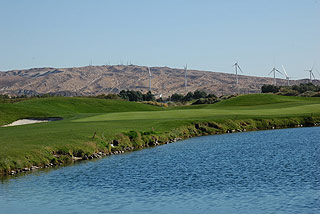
[0,0,319,79]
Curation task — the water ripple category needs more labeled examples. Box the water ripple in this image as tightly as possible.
[1,127,320,214]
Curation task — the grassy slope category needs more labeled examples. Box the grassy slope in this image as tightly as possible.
[0,94,320,172]
[0,97,160,125]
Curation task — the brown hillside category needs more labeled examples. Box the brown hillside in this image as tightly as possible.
[0,65,318,97]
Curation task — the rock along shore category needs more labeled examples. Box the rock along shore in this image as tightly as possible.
[2,117,320,177]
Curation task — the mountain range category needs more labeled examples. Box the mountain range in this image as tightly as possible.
[0,65,318,97]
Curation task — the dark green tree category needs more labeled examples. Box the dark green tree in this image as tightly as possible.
[144,91,155,101]
[261,85,280,93]
[170,93,184,102]
[183,92,194,101]
[193,90,207,99]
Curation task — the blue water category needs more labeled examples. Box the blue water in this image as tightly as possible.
[1,127,320,214]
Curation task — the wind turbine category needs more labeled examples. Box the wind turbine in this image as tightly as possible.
[282,65,290,86]
[184,64,188,92]
[268,66,282,85]
[305,63,316,83]
[148,66,152,92]
[316,69,320,79]
[232,62,243,85]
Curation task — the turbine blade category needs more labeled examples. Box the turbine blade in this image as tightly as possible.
[311,62,315,71]
[312,72,316,79]
[282,65,288,77]
[238,65,243,73]
[148,67,151,76]
[268,70,273,75]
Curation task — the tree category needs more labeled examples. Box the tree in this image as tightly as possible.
[170,93,184,102]
[127,90,143,101]
[144,91,155,101]
[119,90,129,100]
[206,93,217,98]
[119,90,155,101]
[183,92,194,101]
[193,90,207,99]
[261,85,280,93]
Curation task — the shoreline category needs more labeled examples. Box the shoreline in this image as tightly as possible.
[1,116,320,178]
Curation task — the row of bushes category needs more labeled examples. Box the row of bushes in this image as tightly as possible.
[119,90,155,101]
[262,83,320,97]
[170,90,216,102]
[191,95,236,105]
[141,101,168,107]
[1,89,226,106]
[96,89,218,104]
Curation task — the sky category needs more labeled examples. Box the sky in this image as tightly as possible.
[0,0,319,79]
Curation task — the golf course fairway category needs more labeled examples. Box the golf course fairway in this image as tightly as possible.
[1,94,320,175]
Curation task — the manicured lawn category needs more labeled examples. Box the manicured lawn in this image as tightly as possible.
[0,94,320,172]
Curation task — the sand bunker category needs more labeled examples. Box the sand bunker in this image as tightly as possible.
[1,118,62,127]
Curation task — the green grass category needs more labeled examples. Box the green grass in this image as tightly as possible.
[0,97,160,125]
[1,94,320,173]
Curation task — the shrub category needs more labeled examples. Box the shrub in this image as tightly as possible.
[142,101,168,107]
[105,94,122,100]
[312,92,320,97]
[119,90,155,101]
[261,85,280,93]
[125,130,139,140]
[170,93,184,102]
[193,90,207,99]
[299,91,317,97]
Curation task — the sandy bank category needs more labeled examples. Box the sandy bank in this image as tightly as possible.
[1,118,62,127]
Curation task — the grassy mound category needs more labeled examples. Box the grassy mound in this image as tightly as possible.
[0,97,160,125]
[212,94,319,108]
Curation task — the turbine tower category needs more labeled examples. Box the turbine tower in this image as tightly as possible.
[282,65,290,86]
[268,67,282,85]
[305,64,316,83]
[184,64,188,92]
[232,62,243,85]
[148,67,152,92]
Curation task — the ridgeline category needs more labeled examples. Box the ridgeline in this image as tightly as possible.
[1,65,319,97]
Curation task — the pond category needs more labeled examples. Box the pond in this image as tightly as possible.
[1,127,319,214]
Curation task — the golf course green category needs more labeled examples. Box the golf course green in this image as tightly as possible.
[1,94,320,175]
